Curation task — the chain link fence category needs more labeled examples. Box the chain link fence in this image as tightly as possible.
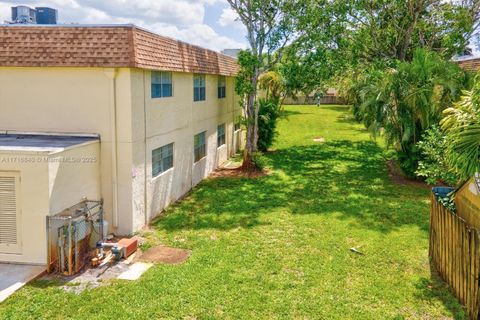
[46,200,104,275]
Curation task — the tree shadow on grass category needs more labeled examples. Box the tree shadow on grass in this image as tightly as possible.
[153,175,287,231]
[280,109,311,117]
[154,139,430,234]
[267,140,430,233]
[319,105,349,113]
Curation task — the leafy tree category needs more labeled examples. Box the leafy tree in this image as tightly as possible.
[227,0,302,171]
[295,0,479,100]
[277,0,350,99]
[340,0,479,64]
[441,76,480,180]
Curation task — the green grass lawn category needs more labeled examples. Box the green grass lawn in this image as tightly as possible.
[0,105,464,319]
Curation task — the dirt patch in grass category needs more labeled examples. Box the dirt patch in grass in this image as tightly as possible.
[210,167,269,179]
[386,160,430,189]
[139,246,191,264]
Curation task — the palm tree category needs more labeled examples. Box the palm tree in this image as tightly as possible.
[441,77,480,179]
[258,71,285,102]
[356,48,466,176]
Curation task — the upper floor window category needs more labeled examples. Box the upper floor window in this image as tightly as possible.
[194,131,207,162]
[217,124,226,147]
[152,143,174,177]
[194,74,206,102]
[218,76,226,99]
[151,71,173,98]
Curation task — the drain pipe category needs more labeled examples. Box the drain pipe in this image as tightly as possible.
[105,69,119,229]
[143,70,148,227]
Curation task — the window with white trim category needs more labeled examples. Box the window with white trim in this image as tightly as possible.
[151,71,173,98]
[193,74,206,101]
[194,132,207,162]
[218,76,226,99]
[152,143,174,177]
[217,123,226,147]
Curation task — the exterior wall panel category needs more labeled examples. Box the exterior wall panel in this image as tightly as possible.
[48,142,101,215]
[0,151,50,264]
[0,66,242,238]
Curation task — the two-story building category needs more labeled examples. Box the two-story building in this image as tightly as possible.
[0,24,243,265]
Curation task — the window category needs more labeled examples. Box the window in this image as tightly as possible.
[194,132,207,162]
[152,143,174,177]
[218,76,226,99]
[234,122,241,131]
[193,74,206,101]
[217,124,226,147]
[151,71,173,98]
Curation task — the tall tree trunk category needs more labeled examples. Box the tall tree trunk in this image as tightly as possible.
[252,72,260,153]
[398,0,423,61]
[241,72,260,171]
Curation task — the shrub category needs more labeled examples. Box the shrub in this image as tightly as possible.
[257,98,282,152]
[415,126,459,185]
[251,152,268,170]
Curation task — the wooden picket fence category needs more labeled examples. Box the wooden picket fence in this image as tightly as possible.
[430,194,480,319]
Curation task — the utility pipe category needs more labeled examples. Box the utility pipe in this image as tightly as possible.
[105,69,119,228]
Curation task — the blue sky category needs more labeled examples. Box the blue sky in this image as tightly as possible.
[0,0,248,51]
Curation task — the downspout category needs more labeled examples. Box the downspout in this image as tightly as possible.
[143,70,148,227]
[105,68,119,229]
[190,74,194,191]
[231,75,235,156]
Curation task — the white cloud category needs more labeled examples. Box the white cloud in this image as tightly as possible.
[0,0,246,51]
[79,0,206,26]
[149,23,246,51]
[218,7,244,30]
[0,2,12,23]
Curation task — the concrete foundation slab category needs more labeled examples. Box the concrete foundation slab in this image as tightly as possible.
[117,262,152,280]
[0,264,45,303]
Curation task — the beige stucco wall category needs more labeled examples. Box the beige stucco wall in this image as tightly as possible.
[131,70,243,225]
[0,66,243,241]
[0,142,100,265]
[0,67,133,236]
[48,142,101,215]
[0,151,49,264]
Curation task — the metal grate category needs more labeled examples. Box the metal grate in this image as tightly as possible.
[46,200,104,275]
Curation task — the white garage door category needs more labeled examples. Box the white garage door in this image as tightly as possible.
[0,172,21,254]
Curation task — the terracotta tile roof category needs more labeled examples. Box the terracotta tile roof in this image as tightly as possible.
[0,24,239,76]
[456,58,480,72]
